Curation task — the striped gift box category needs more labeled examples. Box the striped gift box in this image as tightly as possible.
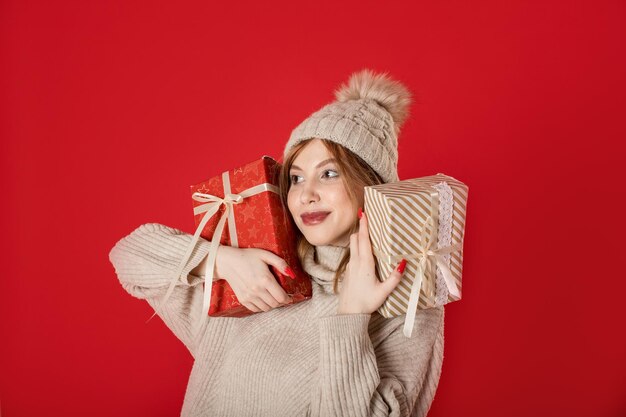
[364,173,468,337]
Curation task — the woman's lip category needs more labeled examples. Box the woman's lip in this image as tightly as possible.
[301,211,331,225]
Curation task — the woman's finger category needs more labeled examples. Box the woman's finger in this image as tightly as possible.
[249,297,272,312]
[264,278,293,305]
[242,302,261,313]
[349,232,359,261]
[258,287,284,308]
[380,259,406,297]
[358,210,373,259]
[256,249,290,277]
[255,272,289,306]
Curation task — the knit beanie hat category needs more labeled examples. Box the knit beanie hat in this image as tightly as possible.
[283,69,412,183]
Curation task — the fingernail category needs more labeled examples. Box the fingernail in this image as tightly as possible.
[285,266,296,279]
[396,259,407,274]
[358,208,363,219]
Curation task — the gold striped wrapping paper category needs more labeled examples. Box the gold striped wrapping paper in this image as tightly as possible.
[364,173,468,335]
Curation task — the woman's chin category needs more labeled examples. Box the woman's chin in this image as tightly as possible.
[301,230,332,247]
[302,232,348,247]
[303,235,329,246]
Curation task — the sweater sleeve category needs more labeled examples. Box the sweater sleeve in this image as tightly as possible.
[108,223,213,356]
[317,306,445,417]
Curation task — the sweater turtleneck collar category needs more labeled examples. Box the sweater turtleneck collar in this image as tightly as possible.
[302,244,348,288]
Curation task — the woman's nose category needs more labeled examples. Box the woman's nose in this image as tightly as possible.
[299,181,320,204]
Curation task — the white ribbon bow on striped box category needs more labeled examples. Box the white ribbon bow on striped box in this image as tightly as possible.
[364,173,469,338]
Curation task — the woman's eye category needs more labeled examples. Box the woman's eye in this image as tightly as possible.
[290,174,303,184]
[322,169,339,179]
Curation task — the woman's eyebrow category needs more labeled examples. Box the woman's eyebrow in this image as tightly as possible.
[291,158,336,171]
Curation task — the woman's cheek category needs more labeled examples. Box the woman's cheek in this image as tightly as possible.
[286,194,300,228]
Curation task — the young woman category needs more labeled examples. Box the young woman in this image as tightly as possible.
[109,69,445,417]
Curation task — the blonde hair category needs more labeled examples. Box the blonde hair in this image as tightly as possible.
[279,139,385,294]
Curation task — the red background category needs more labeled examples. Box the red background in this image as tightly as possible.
[1,1,625,416]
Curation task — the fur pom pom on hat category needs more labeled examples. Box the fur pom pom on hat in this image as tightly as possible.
[284,69,412,183]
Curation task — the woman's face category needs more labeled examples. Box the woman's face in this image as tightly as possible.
[287,139,357,247]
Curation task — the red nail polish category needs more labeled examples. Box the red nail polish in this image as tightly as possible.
[285,266,296,280]
[396,259,407,274]
[358,208,363,219]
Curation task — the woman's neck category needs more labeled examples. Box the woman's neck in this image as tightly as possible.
[301,244,348,288]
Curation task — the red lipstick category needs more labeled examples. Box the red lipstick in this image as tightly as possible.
[301,211,330,226]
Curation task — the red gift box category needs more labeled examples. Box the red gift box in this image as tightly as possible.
[189,156,311,317]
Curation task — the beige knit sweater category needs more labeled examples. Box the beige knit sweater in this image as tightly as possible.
[108,223,445,417]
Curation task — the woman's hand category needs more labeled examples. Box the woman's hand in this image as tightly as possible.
[214,245,294,313]
[337,210,406,315]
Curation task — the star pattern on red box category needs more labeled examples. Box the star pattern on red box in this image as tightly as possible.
[196,184,210,194]
[248,224,259,239]
[240,203,256,223]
